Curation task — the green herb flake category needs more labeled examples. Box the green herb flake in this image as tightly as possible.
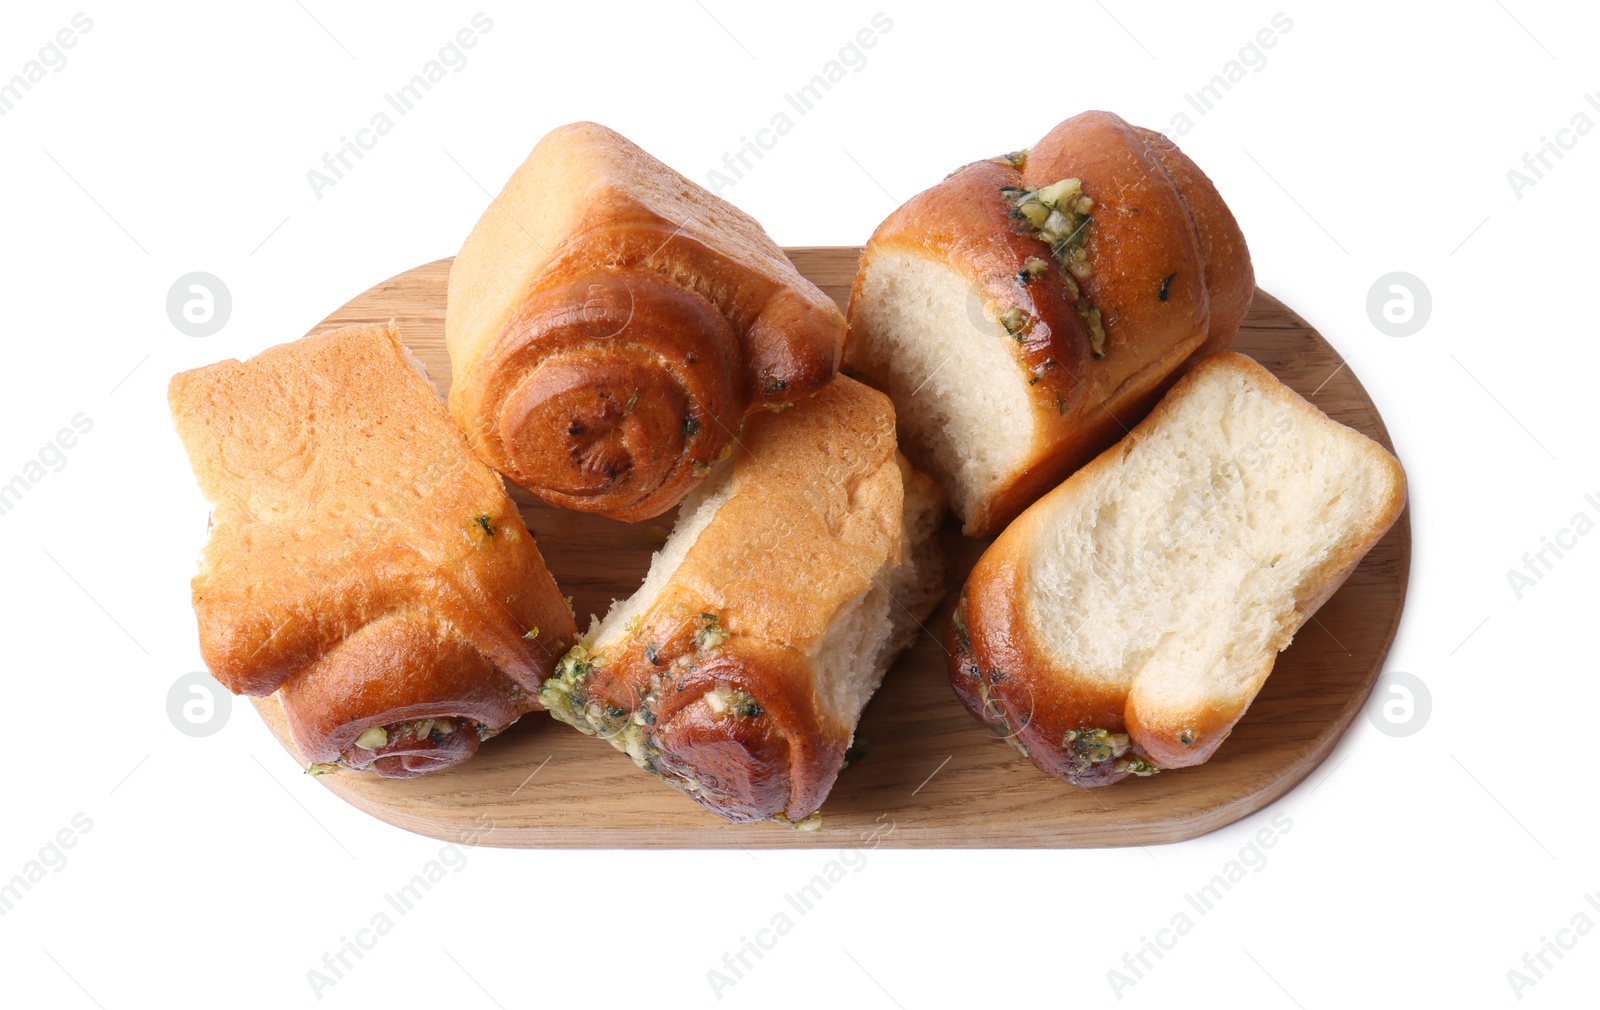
[734,697,763,719]
[998,307,1029,340]
[1159,272,1176,302]
[693,612,730,652]
[473,515,495,537]
[1119,758,1160,777]
[703,685,758,718]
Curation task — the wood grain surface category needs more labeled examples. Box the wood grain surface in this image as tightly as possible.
[251,248,1411,848]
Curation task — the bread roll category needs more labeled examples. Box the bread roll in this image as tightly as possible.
[539,376,946,824]
[846,111,1254,536]
[446,121,845,522]
[169,323,577,777]
[946,353,1405,786]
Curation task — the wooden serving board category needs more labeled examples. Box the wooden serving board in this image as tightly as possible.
[252,249,1410,848]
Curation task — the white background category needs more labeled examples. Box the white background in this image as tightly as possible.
[1,2,1596,1006]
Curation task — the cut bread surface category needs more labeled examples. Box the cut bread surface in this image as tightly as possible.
[1023,353,1404,721]
[847,249,1034,525]
[947,351,1404,787]
[809,463,946,728]
[589,472,736,655]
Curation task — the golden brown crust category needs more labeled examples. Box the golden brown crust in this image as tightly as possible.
[541,376,945,822]
[169,323,577,777]
[277,609,529,776]
[848,111,1254,537]
[1132,127,1255,360]
[447,121,845,522]
[946,352,1405,786]
[1123,657,1270,770]
[948,571,1134,786]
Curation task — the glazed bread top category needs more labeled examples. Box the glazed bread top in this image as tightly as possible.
[169,322,574,701]
[1130,126,1255,360]
[447,122,840,390]
[445,122,846,521]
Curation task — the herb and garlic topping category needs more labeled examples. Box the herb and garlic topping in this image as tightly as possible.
[537,609,792,817]
[693,612,729,651]
[310,716,493,775]
[703,686,764,720]
[1000,175,1108,359]
[1062,727,1159,779]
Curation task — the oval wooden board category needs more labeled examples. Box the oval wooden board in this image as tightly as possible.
[252,248,1410,848]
